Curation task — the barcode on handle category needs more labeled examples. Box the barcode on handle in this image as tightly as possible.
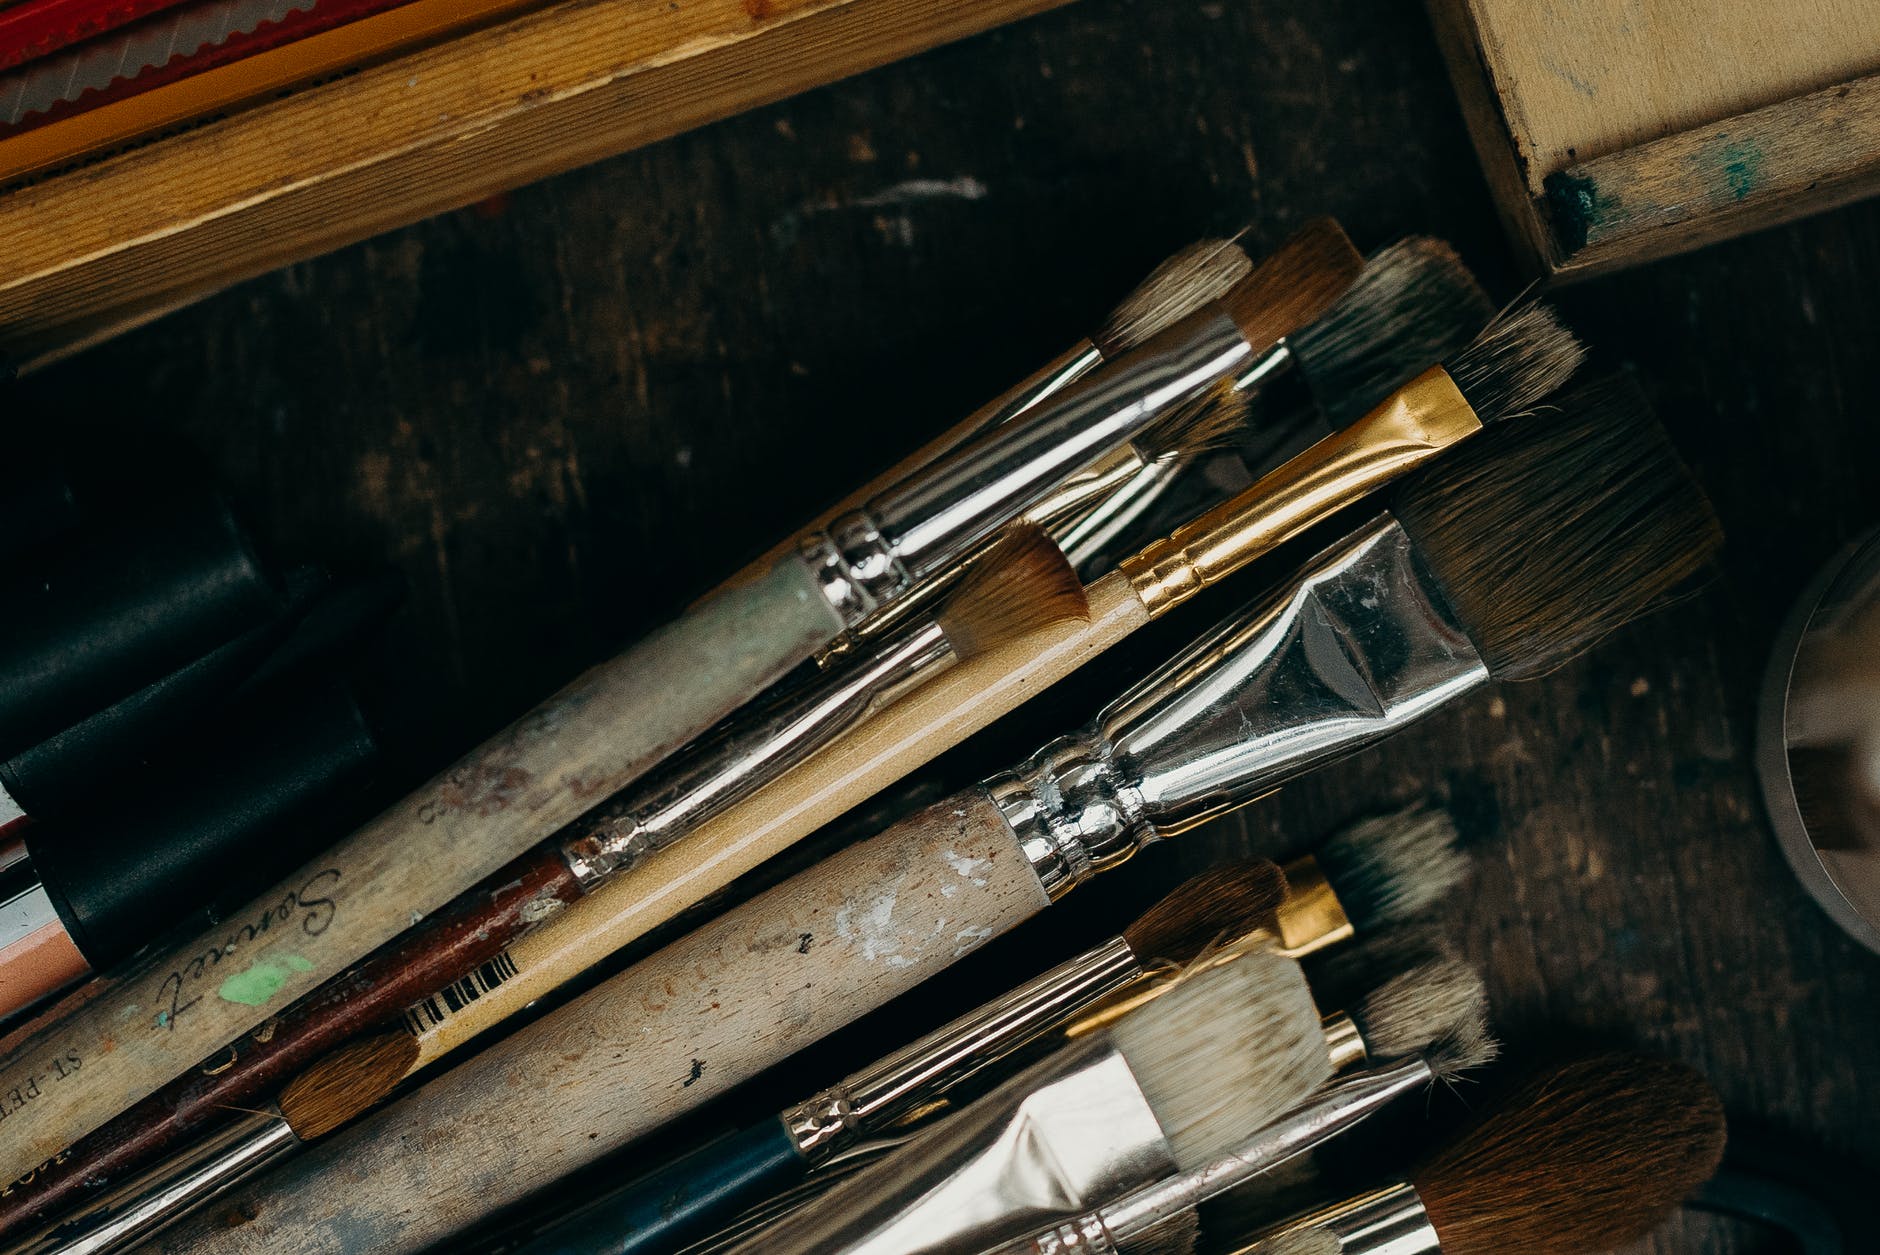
[403,952,520,1036]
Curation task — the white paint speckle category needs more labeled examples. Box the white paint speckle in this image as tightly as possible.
[942,850,991,887]
[834,888,901,962]
[849,177,989,208]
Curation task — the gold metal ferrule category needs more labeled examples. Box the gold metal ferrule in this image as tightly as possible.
[1321,1011,1367,1071]
[1275,855,1356,957]
[1117,367,1477,619]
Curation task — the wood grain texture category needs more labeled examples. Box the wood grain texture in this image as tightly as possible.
[151,788,1047,1255]
[4,0,1877,1250]
[0,553,842,1182]
[0,0,1078,362]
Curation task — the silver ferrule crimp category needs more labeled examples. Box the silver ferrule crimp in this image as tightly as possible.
[800,510,914,629]
[1266,1181,1440,1255]
[1002,513,1489,895]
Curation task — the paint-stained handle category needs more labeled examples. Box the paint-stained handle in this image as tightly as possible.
[517,1118,804,1255]
[149,787,1049,1255]
[0,554,844,1182]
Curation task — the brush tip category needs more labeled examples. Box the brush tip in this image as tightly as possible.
[1289,237,1494,425]
[1219,218,1366,352]
[935,523,1088,656]
[1415,1053,1727,1255]
[1442,303,1586,424]
[1313,804,1469,933]
[278,1032,420,1141]
[1247,1228,1342,1255]
[1125,1209,1201,1255]
[1350,956,1493,1071]
[1111,947,1330,1172]
[1391,372,1724,681]
[1122,860,1289,965]
[1136,379,1253,461]
[1094,239,1255,358]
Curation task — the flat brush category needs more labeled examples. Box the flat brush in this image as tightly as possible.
[1234,1053,1728,1254]
[323,302,1569,1149]
[149,367,1716,1255]
[0,224,1355,1184]
[744,947,1330,1255]
[509,862,1289,1255]
[0,527,1084,1244]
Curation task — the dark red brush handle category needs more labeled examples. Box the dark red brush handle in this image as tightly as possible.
[0,0,188,73]
[0,843,582,1236]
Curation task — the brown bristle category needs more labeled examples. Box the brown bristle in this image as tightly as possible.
[1219,219,1365,353]
[1093,239,1255,359]
[278,1033,420,1141]
[1391,373,1723,680]
[1441,302,1585,424]
[1121,860,1289,965]
[1136,378,1254,461]
[933,523,1089,657]
[1414,1053,1727,1255]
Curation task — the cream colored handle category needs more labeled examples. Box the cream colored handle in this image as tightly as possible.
[0,555,844,1180]
[150,789,1049,1255]
[399,572,1149,1074]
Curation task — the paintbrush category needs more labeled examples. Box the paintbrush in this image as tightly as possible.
[0,221,1361,1185]
[988,963,1497,1255]
[1229,1053,1728,1255]
[1049,237,1492,577]
[290,304,1574,1153]
[141,371,1716,1255]
[742,946,1331,1255]
[0,524,1084,1243]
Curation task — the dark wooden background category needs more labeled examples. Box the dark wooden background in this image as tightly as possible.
[13,0,1880,1250]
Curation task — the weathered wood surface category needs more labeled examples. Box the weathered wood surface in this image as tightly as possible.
[8,0,1877,1249]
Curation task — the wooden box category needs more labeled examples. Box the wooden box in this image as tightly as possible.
[0,0,1073,370]
[1426,0,1880,279]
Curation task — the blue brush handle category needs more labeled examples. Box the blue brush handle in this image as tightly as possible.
[520,1117,806,1255]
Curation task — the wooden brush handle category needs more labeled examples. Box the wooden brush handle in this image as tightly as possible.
[0,846,580,1238]
[0,554,844,1182]
[396,574,1149,1076]
[149,788,1050,1255]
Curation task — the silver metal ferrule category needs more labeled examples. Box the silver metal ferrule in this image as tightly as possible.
[1232,337,1294,395]
[856,311,1257,600]
[1250,1182,1440,1255]
[783,936,1145,1163]
[800,510,914,629]
[1051,455,1190,574]
[8,1111,298,1255]
[562,619,956,888]
[995,513,1489,899]
[745,1039,1173,1255]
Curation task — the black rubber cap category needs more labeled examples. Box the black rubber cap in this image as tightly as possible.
[27,671,383,967]
[0,492,282,759]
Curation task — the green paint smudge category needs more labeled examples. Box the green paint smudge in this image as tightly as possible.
[1714,138,1764,201]
[217,955,315,1006]
[1543,171,1621,253]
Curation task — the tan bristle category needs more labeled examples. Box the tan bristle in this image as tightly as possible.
[1414,1053,1727,1255]
[1093,239,1256,359]
[278,1032,420,1141]
[1110,947,1330,1172]
[1391,372,1724,680]
[933,523,1088,657]
[1121,861,1289,965]
[1441,303,1585,424]
[1219,219,1365,353]
[1121,1209,1200,1255]
[1135,378,1253,461]
[1348,957,1493,1073]
[1245,1228,1341,1255]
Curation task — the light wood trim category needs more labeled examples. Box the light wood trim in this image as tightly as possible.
[0,0,1077,359]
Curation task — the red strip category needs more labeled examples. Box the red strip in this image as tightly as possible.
[0,0,419,136]
[0,1,191,74]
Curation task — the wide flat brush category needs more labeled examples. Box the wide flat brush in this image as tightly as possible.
[0,224,1355,1191]
[744,947,1330,1255]
[335,306,1574,1144]
[144,371,1716,1255]
[0,527,1084,1243]
[1233,1053,1728,1254]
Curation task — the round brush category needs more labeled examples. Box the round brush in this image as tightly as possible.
[1276,804,1471,958]
[1234,1053,1728,1254]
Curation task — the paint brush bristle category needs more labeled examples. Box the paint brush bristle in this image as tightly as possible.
[933,523,1088,657]
[1245,1227,1341,1255]
[1110,947,1330,1172]
[1289,238,1494,425]
[1349,957,1495,1077]
[1218,219,1366,353]
[1094,239,1256,359]
[1121,860,1290,965]
[1312,804,1468,933]
[1136,379,1253,461]
[277,1032,420,1141]
[1122,1209,1201,1255]
[1391,373,1724,680]
[1414,1053,1727,1255]
[1442,303,1586,424]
